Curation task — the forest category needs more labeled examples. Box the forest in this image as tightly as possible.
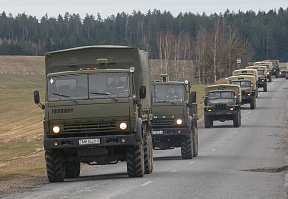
[0,7,287,83]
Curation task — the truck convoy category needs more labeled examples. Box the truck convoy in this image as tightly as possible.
[204,84,241,128]
[151,75,198,159]
[228,75,257,109]
[34,45,154,182]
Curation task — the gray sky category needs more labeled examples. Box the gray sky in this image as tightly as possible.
[1,0,287,19]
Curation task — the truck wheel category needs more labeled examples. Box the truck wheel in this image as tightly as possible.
[192,127,198,157]
[250,98,256,109]
[45,150,65,182]
[204,115,211,128]
[276,72,279,78]
[127,142,145,177]
[269,75,272,82]
[264,82,267,92]
[181,134,193,159]
[144,134,153,174]
[233,112,240,127]
[65,161,80,178]
[256,87,258,98]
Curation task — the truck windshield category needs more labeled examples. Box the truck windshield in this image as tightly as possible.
[208,91,234,99]
[48,73,129,101]
[257,70,264,75]
[231,81,251,87]
[152,84,185,102]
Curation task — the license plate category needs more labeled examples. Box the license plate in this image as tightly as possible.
[79,138,100,145]
[152,130,163,135]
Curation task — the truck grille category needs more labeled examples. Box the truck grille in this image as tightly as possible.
[63,122,116,134]
[215,104,226,110]
[152,118,174,128]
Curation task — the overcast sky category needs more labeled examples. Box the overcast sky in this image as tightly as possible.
[1,0,287,19]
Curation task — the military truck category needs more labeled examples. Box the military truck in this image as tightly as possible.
[245,66,268,92]
[228,75,257,109]
[263,60,280,78]
[33,45,154,182]
[232,69,259,96]
[151,75,198,159]
[279,65,287,78]
[204,84,241,128]
[254,61,272,82]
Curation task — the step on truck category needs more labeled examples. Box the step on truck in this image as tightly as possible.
[204,84,241,128]
[228,75,257,109]
[34,45,153,182]
[151,75,198,159]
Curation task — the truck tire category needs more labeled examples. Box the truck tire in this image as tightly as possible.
[269,75,272,82]
[256,87,258,98]
[233,112,240,127]
[250,98,256,109]
[45,150,65,182]
[181,134,193,159]
[144,134,153,174]
[204,114,211,128]
[276,72,279,78]
[192,127,198,157]
[127,142,145,177]
[263,82,267,92]
[65,161,80,178]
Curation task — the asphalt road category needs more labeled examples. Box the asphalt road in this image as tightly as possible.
[4,78,288,199]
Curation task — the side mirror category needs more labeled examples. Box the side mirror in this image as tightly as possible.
[204,96,208,106]
[190,91,196,103]
[139,86,146,99]
[34,90,40,104]
[34,90,45,110]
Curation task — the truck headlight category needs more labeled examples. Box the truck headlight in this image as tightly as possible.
[120,122,127,130]
[176,119,182,125]
[230,107,235,111]
[53,126,60,133]
[248,93,251,96]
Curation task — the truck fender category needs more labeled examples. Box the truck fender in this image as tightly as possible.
[136,118,143,143]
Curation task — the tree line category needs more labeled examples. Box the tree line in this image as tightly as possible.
[0,8,287,83]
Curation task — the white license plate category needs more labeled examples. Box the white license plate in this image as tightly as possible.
[79,138,100,145]
[152,130,163,135]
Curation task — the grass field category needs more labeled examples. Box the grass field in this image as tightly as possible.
[0,56,208,193]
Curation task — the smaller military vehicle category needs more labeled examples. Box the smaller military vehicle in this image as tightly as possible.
[263,60,280,78]
[254,61,272,82]
[204,84,241,128]
[151,75,198,159]
[245,66,267,92]
[228,75,257,109]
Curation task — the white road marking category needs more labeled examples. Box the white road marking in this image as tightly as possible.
[246,117,249,119]
[140,181,153,187]
[219,144,222,147]
[212,149,216,152]
[189,161,195,165]
[248,111,251,114]
[235,131,238,134]
[171,169,177,172]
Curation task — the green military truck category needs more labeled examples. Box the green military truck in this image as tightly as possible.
[151,75,198,159]
[232,69,259,96]
[246,66,268,92]
[254,61,272,82]
[204,84,241,128]
[264,60,280,78]
[34,45,154,182]
[228,75,257,109]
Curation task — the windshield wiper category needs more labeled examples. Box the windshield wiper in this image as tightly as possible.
[90,92,118,102]
[52,93,78,103]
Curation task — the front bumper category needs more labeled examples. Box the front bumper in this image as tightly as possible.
[44,134,138,150]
